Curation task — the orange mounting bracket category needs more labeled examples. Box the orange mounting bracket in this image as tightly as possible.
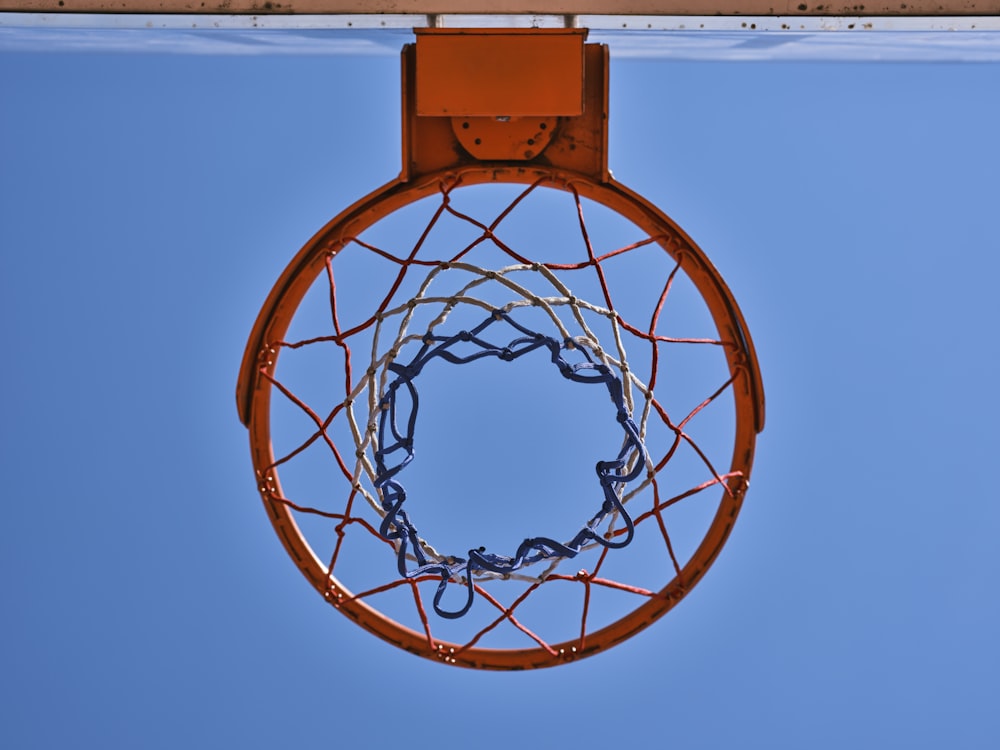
[401,28,609,182]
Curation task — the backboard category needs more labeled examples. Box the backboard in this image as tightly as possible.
[1,0,999,60]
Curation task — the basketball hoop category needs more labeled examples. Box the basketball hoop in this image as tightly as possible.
[237,29,764,669]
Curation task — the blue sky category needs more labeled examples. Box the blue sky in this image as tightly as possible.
[2,26,999,748]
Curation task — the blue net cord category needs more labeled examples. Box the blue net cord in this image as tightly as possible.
[373,309,648,619]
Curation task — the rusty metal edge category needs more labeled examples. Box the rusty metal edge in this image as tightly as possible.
[1,0,999,17]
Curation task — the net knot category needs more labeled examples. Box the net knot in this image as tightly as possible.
[398,364,417,380]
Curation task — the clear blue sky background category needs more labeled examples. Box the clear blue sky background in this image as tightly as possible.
[2,27,999,748]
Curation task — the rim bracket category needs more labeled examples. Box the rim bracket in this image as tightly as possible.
[402,28,609,181]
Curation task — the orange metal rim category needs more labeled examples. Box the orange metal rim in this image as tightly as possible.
[238,163,763,670]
